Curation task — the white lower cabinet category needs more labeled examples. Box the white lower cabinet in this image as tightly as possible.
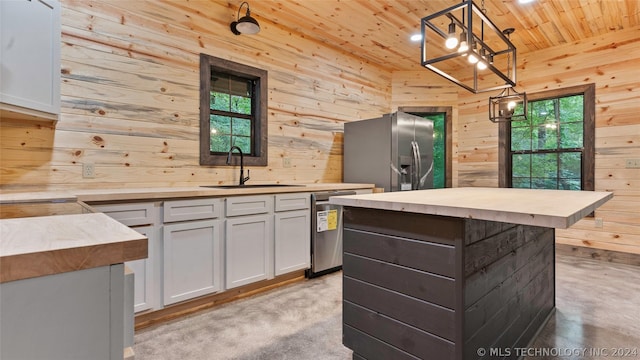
[90,202,160,313]
[0,265,125,360]
[274,193,311,276]
[163,219,223,305]
[89,190,339,312]
[161,198,223,306]
[127,225,157,312]
[225,214,273,289]
[274,210,310,275]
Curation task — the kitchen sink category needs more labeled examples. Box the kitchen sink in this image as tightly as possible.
[201,184,304,189]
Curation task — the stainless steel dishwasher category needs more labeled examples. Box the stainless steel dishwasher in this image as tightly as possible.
[306,190,357,278]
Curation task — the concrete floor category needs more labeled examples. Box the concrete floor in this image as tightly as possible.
[525,255,640,360]
[135,254,640,359]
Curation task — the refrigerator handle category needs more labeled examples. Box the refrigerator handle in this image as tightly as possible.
[411,141,421,190]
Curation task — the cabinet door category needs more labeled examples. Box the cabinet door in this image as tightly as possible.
[226,195,272,217]
[274,210,311,276]
[275,193,310,212]
[163,220,222,305]
[0,0,60,115]
[91,202,157,227]
[163,198,221,223]
[126,225,157,312]
[225,214,273,289]
[0,265,123,360]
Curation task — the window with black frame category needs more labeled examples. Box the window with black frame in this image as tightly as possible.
[199,54,267,166]
[499,84,595,191]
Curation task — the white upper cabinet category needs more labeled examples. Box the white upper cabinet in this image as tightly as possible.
[0,0,61,120]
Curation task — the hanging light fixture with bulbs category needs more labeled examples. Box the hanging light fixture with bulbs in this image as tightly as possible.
[230,2,260,35]
[420,0,517,94]
[488,28,528,122]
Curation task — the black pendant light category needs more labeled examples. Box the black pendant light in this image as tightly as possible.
[230,2,260,35]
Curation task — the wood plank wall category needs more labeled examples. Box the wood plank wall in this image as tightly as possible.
[1,1,638,256]
[392,25,640,255]
[0,0,391,190]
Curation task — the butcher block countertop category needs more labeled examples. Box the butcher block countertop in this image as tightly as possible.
[0,202,147,283]
[0,183,374,203]
[0,183,372,283]
[329,187,613,229]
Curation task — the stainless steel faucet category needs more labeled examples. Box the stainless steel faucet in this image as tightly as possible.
[226,146,250,186]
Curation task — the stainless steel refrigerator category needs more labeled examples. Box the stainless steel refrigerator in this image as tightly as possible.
[343,111,434,192]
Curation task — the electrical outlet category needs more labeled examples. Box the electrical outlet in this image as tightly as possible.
[82,163,95,179]
[625,159,640,169]
[283,158,292,168]
[594,218,603,228]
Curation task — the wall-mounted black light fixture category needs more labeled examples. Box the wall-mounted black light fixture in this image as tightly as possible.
[230,2,260,35]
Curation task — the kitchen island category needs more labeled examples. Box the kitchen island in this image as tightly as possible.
[0,201,148,360]
[329,187,612,360]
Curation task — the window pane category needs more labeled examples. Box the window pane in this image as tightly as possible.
[512,178,531,188]
[560,152,581,180]
[559,95,583,123]
[232,136,251,154]
[428,113,446,189]
[511,127,531,151]
[559,179,581,190]
[512,154,531,177]
[231,95,251,115]
[210,115,231,135]
[210,134,231,153]
[227,76,251,97]
[532,177,558,189]
[533,124,558,150]
[232,117,252,137]
[530,99,554,126]
[210,92,230,111]
[532,153,557,178]
[560,122,583,148]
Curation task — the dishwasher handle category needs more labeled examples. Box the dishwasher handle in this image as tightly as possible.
[312,191,357,202]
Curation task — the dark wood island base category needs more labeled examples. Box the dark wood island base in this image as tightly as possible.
[342,207,556,360]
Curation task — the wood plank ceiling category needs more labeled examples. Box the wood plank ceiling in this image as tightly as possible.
[241,0,640,72]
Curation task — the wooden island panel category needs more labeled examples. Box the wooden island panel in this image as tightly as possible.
[342,207,555,360]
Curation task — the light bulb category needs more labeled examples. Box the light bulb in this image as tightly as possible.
[458,32,468,54]
[507,101,517,110]
[477,48,487,69]
[458,41,468,53]
[445,36,458,49]
[445,22,458,49]
[468,42,479,63]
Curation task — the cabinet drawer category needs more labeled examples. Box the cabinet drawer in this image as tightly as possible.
[91,202,156,226]
[275,193,310,212]
[226,195,273,217]
[163,198,222,223]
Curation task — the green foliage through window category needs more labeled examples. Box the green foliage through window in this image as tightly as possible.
[209,72,254,154]
[199,53,268,166]
[422,113,446,188]
[510,95,584,190]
